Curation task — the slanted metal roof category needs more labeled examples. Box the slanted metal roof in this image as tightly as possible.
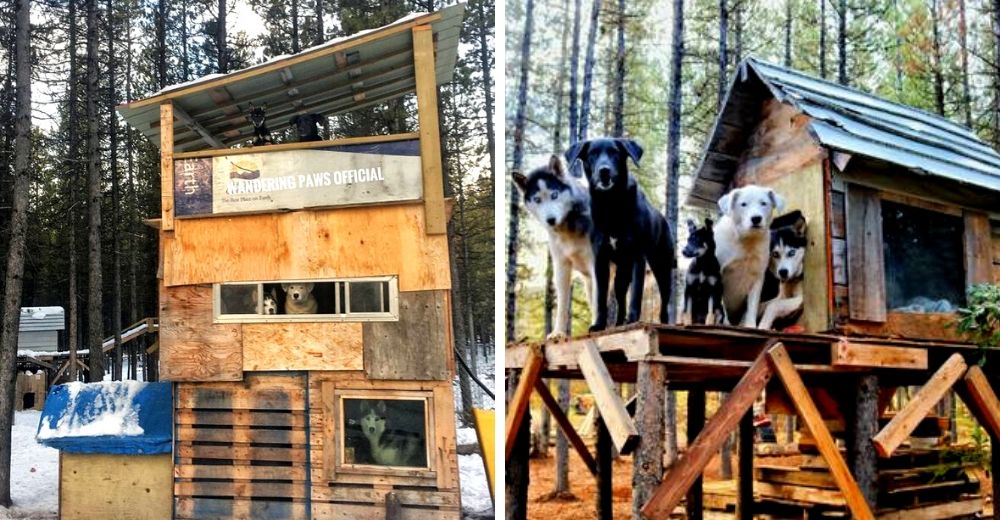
[19,307,65,333]
[689,57,1000,207]
[118,4,465,153]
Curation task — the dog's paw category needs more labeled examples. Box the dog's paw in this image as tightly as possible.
[588,322,606,333]
[546,331,567,341]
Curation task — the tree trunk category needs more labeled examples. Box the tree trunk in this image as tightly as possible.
[0,0,32,504]
[314,0,324,44]
[578,0,601,141]
[665,0,684,325]
[157,0,167,89]
[217,0,227,73]
[107,0,122,381]
[820,0,827,78]
[958,0,973,128]
[568,0,582,145]
[66,0,81,383]
[180,0,190,81]
[292,0,300,53]
[734,0,743,64]
[837,0,847,85]
[719,0,728,109]
[784,0,793,67]
[125,11,139,379]
[475,0,495,188]
[612,0,625,137]
[86,0,104,382]
[931,0,945,116]
[995,0,1000,148]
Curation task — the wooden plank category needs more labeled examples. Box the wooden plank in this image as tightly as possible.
[175,481,307,499]
[363,290,449,380]
[767,344,875,520]
[164,203,451,292]
[832,238,847,285]
[964,211,993,285]
[687,389,706,520]
[412,25,446,235]
[877,498,982,520]
[176,497,309,520]
[872,353,967,457]
[596,418,613,520]
[533,378,596,475]
[314,486,459,506]
[640,347,772,519]
[504,347,544,460]
[842,312,966,343]
[578,340,640,455]
[850,374,879,508]
[244,322,363,372]
[175,426,307,444]
[175,409,307,428]
[311,502,460,519]
[960,365,1000,438]
[60,453,172,520]
[753,481,846,507]
[846,183,885,322]
[176,385,306,411]
[632,362,666,518]
[176,443,307,462]
[159,284,242,381]
[160,102,175,231]
[174,464,307,481]
[754,466,837,489]
[830,341,926,369]
[831,190,846,238]
[173,132,421,159]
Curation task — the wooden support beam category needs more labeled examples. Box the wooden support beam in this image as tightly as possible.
[171,103,225,149]
[533,378,597,475]
[686,390,705,520]
[959,365,1000,438]
[640,347,772,520]
[412,25,447,235]
[849,374,879,508]
[831,341,927,370]
[504,347,544,460]
[872,353,967,457]
[578,340,640,455]
[596,417,613,520]
[159,102,175,231]
[736,410,754,520]
[767,345,875,520]
[632,362,666,518]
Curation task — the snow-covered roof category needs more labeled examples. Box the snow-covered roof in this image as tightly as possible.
[18,307,64,332]
[117,4,466,152]
[689,57,1000,207]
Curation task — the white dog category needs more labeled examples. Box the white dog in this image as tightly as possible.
[282,283,318,314]
[714,185,785,328]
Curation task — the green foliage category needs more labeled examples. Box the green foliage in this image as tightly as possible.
[954,284,1000,363]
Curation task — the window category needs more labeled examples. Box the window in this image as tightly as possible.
[339,396,430,470]
[214,276,398,322]
[882,200,965,313]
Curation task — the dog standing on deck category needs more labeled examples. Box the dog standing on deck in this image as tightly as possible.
[565,138,675,331]
[714,185,785,328]
[513,155,596,339]
[758,211,807,330]
[282,283,318,314]
[681,218,725,325]
[248,103,273,146]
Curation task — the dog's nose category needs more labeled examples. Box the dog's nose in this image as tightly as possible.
[598,167,611,183]
[546,217,556,226]
[751,215,762,226]
[778,268,789,279]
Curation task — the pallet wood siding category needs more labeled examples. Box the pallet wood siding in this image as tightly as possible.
[174,373,310,520]
[160,283,243,381]
[993,224,1000,283]
[309,372,461,519]
[244,322,364,372]
[161,202,451,292]
[845,184,886,323]
[363,290,451,381]
[61,453,173,520]
[831,188,848,324]
[964,211,993,285]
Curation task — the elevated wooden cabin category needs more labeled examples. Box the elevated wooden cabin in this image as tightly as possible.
[118,5,467,519]
[690,57,1000,339]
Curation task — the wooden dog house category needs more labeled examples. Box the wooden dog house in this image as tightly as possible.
[118,6,466,519]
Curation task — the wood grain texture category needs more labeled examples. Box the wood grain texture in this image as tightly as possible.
[62,453,173,520]
[244,322,363,371]
[830,341,926,369]
[767,344,875,520]
[159,284,242,381]
[732,100,826,187]
[964,211,993,285]
[363,290,449,380]
[846,183,886,322]
[412,25,446,235]
[164,203,450,291]
[160,102,175,231]
[504,348,544,460]
[578,341,640,455]
[534,378,596,475]
[960,365,1000,439]
[842,312,967,342]
[872,353,967,457]
[640,348,772,519]
[632,362,666,519]
[173,132,421,159]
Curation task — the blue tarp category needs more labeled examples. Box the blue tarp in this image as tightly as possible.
[35,381,172,454]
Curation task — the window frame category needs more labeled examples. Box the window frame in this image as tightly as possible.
[212,276,399,324]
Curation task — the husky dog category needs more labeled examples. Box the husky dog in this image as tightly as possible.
[681,218,725,325]
[758,211,807,330]
[359,401,422,467]
[282,283,318,314]
[513,155,596,339]
[248,102,273,146]
[714,185,785,327]
[565,138,675,330]
[262,288,278,315]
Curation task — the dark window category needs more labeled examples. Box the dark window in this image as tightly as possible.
[216,277,396,320]
[349,281,388,313]
[882,200,965,312]
[341,398,428,468]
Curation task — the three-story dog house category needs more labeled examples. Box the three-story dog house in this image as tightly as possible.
[119,6,467,518]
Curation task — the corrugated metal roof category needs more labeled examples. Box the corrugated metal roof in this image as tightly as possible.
[689,57,1000,207]
[19,307,65,333]
[118,4,465,153]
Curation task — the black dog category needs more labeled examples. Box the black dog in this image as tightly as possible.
[565,137,675,330]
[290,113,325,142]
[248,102,272,146]
[681,218,725,325]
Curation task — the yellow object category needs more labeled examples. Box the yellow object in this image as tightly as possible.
[472,408,496,503]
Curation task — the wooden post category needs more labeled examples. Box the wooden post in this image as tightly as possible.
[505,347,544,459]
[411,25,447,235]
[736,410,754,520]
[849,374,879,509]
[533,378,597,474]
[596,416,613,520]
[159,101,174,231]
[686,389,706,520]
[505,370,530,520]
[632,362,666,518]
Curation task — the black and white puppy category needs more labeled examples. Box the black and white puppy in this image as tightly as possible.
[290,113,325,142]
[248,102,273,146]
[681,218,725,325]
[565,138,675,331]
[758,211,807,330]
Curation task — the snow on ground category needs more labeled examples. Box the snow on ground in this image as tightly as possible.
[3,411,58,519]
[457,426,479,446]
[460,453,493,519]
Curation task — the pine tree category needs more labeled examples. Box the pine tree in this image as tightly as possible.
[85,0,104,382]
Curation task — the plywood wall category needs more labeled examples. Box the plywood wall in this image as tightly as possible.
[734,99,826,187]
[243,322,364,372]
[160,284,243,381]
[162,202,450,291]
[61,453,173,520]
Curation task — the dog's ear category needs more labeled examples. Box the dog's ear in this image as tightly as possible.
[790,210,807,236]
[564,140,590,167]
[768,188,786,213]
[718,189,738,215]
[312,114,324,124]
[686,218,697,233]
[281,283,289,292]
[512,170,528,194]
[303,282,314,292]
[548,155,564,177]
[289,115,300,127]
[616,139,643,166]
[704,217,714,230]
[376,400,387,415]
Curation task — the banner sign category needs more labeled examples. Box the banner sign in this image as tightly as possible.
[173,139,423,217]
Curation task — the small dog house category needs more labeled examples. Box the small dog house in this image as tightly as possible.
[15,370,46,411]
[36,381,173,520]
[117,6,466,519]
[690,57,1000,339]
